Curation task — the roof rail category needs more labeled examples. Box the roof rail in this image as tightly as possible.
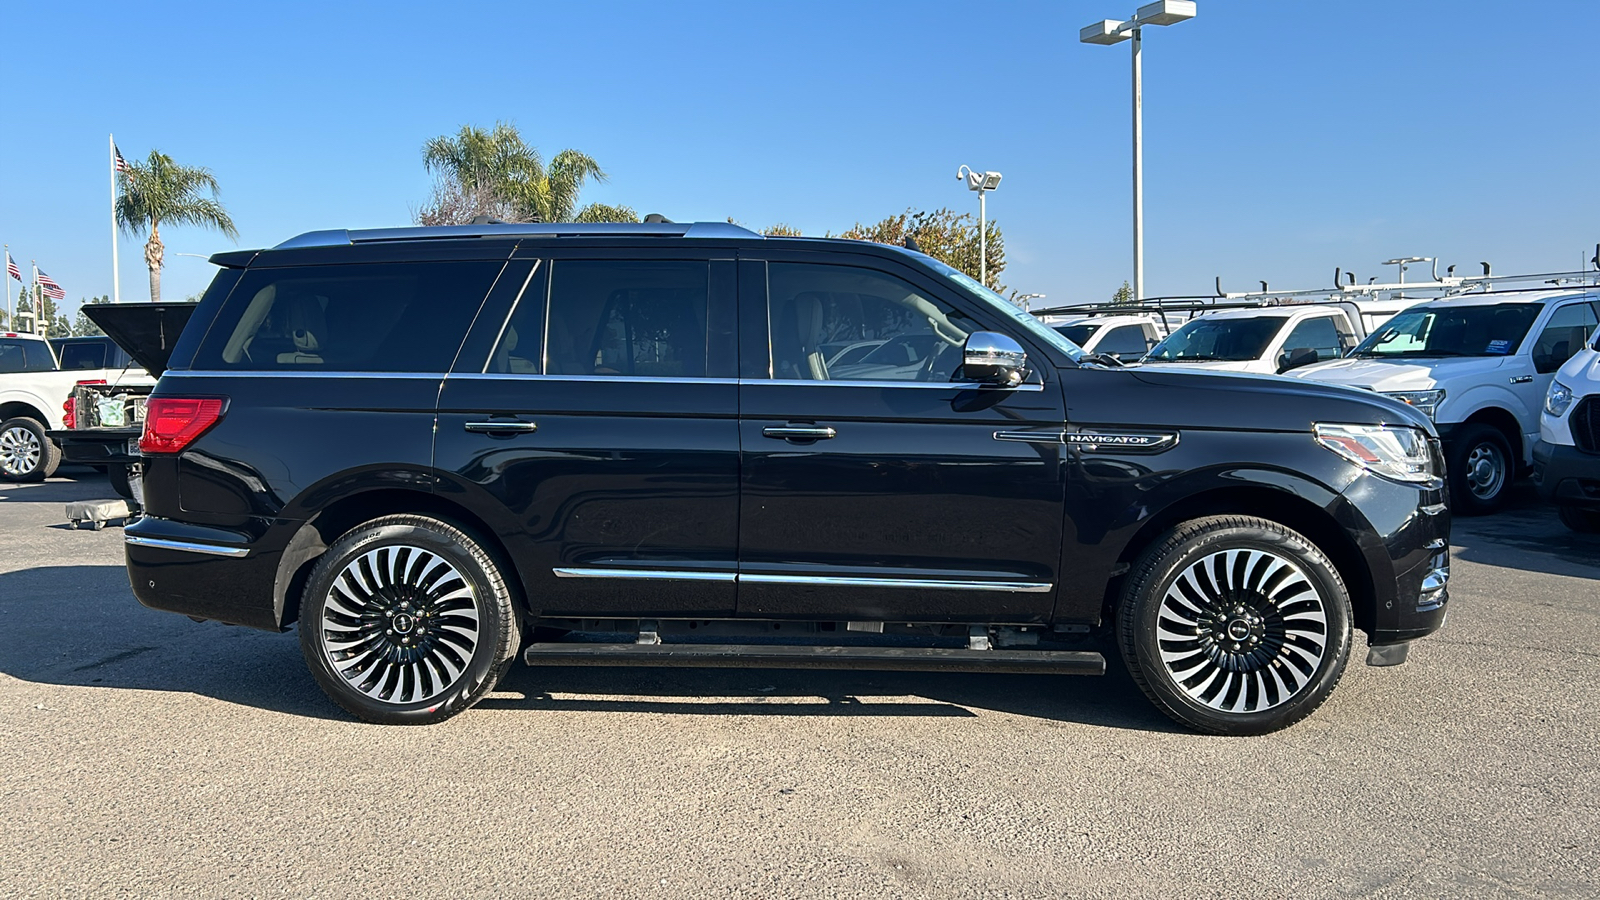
[273,221,761,249]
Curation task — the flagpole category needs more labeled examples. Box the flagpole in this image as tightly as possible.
[30,261,38,336]
[109,134,121,304]
[4,245,11,330]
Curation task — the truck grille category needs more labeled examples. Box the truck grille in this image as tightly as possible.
[1575,397,1600,454]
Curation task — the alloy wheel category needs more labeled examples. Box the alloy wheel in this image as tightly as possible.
[1155,548,1329,713]
[319,544,481,705]
[0,425,41,479]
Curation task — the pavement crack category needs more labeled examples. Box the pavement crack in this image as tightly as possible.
[70,646,157,672]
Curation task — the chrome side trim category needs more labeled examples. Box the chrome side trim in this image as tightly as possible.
[995,430,1067,444]
[166,370,445,380]
[740,574,1053,593]
[1421,503,1448,516]
[744,378,1045,392]
[448,373,740,385]
[125,535,250,558]
[553,568,737,582]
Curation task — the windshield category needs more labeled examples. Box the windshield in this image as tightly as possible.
[1352,303,1543,358]
[1053,323,1100,345]
[927,259,1087,361]
[1145,316,1287,363]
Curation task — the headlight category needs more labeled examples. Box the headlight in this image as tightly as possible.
[1545,381,1574,417]
[1381,389,1445,420]
[1314,423,1437,484]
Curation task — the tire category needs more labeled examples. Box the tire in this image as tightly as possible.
[108,464,134,501]
[1558,505,1600,534]
[1117,515,1354,736]
[1447,424,1514,515]
[0,417,61,482]
[298,515,522,725]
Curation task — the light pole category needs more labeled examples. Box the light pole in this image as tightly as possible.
[957,165,1002,288]
[1015,292,1046,310]
[1081,0,1197,302]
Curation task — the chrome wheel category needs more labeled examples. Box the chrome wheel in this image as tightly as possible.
[1464,442,1507,500]
[1156,548,1329,713]
[319,545,481,705]
[0,425,41,478]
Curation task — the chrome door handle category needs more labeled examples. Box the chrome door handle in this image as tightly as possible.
[464,420,538,434]
[762,426,837,441]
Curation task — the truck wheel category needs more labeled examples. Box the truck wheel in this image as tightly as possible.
[1118,516,1353,736]
[1447,424,1513,515]
[298,515,521,725]
[0,417,61,482]
[1558,505,1600,534]
[108,465,134,501]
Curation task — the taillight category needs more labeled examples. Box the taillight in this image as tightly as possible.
[63,396,75,429]
[140,397,227,454]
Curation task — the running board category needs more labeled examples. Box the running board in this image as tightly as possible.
[522,643,1105,675]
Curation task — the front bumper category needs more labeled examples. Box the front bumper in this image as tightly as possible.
[1338,464,1451,648]
[1532,440,1600,510]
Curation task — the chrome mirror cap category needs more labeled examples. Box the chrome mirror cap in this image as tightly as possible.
[963,332,1029,387]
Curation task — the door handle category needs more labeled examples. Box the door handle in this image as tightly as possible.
[762,425,837,441]
[464,420,538,435]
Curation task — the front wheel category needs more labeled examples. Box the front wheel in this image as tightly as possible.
[0,417,60,482]
[1447,424,1514,515]
[298,515,521,725]
[1118,516,1353,736]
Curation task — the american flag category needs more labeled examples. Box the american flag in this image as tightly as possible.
[36,269,64,300]
[4,252,19,282]
[114,145,132,175]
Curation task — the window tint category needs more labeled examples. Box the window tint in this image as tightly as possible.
[1097,325,1151,358]
[1054,323,1101,346]
[545,260,709,378]
[195,261,502,372]
[56,342,108,370]
[0,339,53,373]
[767,263,973,382]
[1280,316,1346,364]
[1146,317,1286,363]
[485,266,547,375]
[1532,302,1600,374]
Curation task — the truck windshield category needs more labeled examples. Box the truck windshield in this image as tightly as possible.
[1053,323,1100,345]
[1144,316,1287,363]
[1351,303,1542,359]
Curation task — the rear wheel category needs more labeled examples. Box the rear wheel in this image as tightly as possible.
[0,417,60,482]
[1118,516,1353,736]
[298,515,521,725]
[1447,423,1514,515]
[1558,505,1600,534]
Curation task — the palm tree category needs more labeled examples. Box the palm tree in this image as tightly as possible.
[421,123,627,224]
[116,150,238,302]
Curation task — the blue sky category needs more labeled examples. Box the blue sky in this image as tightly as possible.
[4,0,1599,319]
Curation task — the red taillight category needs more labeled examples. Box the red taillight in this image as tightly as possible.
[63,396,75,429]
[140,397,227,454]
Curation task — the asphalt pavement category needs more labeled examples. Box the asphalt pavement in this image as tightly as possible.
[1,469,1596,899]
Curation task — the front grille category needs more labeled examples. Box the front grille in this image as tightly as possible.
[1574,397,1600,454]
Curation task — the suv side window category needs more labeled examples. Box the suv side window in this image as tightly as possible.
[194,262,503,373]
[0,339,53,373]
[1097,325,1151,359]
[766,262,973,382]
[1532,302,1600,374]
[1281,316,1345,363]
[544,260,710,378]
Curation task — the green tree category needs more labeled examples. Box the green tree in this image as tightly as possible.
[73,295,112,336]
[116,150,238,302]
[15,286,72,337]
[420,122,623,224]
[1110,281,1134,305]
[837,208,1005,293]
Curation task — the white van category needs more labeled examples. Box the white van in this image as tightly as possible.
[1534,328,1600,531]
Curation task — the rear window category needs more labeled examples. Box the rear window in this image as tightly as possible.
[0,338,54,373]
[193,261,503,372]
[55,341,108,370]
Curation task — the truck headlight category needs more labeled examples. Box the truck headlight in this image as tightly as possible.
[1545,381,1574,417]
[1314,423,1437,485]
[1381,389,1445,420]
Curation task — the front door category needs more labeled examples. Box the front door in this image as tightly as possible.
[736,256,1066,622]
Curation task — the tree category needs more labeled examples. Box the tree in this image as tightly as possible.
[116,150,238,302]
[73,295,112,336]
[1110,281,1134,305]
[836,208,1006,293]
[419,122,623,224]
[14,286,72,337]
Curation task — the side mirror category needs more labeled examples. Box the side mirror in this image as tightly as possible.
[1278,347,1319,373]
[963,331,1029,386]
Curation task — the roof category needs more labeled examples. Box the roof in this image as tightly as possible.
[1044,314,1157,327]
[273,220,763,249]
[1172,305,1347,322]
[1401,288,1600,308]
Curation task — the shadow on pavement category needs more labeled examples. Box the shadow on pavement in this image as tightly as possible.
[1451,485,1600,578]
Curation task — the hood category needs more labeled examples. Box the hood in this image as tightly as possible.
[82,303,197,376]
[1288,355,1508,392]
[1122,366,1435,434]
[1135,359,1265,373]
[1556,348,1600,394]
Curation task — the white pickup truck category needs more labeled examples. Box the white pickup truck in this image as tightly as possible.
[1137,304,1365,375]
[1293,290,1600,513]
[0,329,154,482]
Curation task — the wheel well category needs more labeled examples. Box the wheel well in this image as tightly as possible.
[0,401,47,423]
[275,488,524,628]
[1105,487,1376,633]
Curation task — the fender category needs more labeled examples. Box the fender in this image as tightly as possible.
[0,387,60,429]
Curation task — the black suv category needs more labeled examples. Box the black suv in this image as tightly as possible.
[124,222,1450,734]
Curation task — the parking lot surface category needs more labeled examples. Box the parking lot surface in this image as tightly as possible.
[2,470,1597,899]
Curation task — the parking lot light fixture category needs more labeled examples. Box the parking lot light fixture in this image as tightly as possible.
[957,165,1003,288]
[1081,0,1198,302]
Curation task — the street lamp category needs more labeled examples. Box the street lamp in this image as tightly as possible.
[1081,0,1197,301]
[957,165,1002,288]
[1014,292,1047,310]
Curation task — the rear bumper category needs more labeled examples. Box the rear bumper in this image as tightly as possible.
[47,428,141,465]
[1532,440,1600,510]
[124,516,284,631]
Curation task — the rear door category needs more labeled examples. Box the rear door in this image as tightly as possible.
[735,253,1067,623]
[435,247,742,617]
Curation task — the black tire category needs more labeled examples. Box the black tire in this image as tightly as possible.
[0,416,61,482]
[1447,423,1514,515]
[1118,515,1353,736]
[1558,505,1600,534]
[298,515,522,725]
[108,464,134,501]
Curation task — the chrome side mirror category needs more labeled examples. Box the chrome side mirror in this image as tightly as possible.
[963,331,1028,387]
